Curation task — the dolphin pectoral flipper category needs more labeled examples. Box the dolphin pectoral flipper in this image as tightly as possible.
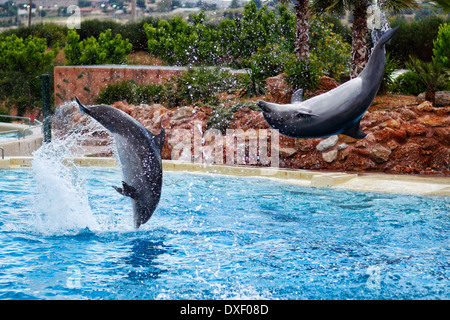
[296,107,316,119]
[113,181,138,199]
[342,121,367,139]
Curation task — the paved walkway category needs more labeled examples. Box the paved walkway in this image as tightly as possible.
[1,157,449,196]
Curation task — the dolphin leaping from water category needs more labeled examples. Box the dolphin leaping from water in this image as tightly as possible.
[257,27,399,140]
[75,97,165,228]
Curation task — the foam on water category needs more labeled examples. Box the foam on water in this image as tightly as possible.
[30,101,128,235]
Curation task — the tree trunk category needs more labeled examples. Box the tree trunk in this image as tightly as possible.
[28,0,33,27]
[425,86,436,106]
[350,0,369,78]
[294,0,310,61]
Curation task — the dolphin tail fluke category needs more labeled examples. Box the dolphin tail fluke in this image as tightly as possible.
[75,97,91,115]
[342,121,367,139]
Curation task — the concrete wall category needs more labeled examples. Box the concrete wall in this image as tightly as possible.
[0,136,43,157]
[0,124,43,157]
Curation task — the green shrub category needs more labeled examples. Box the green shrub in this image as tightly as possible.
[77,19,122,41]
[144,12,220,66]
[1,23,67,48]
[163,67,239,107]
[309,15,351,81]
[388,15,450,65]
[144,3,296,68]
[391,71,427,95]
[64,29,132,65]
[0,34,58,114]
[405,57,449,104]
[433,23,449,69]
[244,44,292,80]
[96,81,164,105]
[237,63,267,98]
[283,57,320,94]
[206,105,235,133]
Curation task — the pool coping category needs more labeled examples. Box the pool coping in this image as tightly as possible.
[1,156,449,197]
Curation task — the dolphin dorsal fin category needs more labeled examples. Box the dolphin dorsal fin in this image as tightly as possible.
[342,121,367,139]
[291,89,304,103]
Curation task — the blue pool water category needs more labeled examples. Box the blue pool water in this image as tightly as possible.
[0,168,448,300]
[0,132,17,141]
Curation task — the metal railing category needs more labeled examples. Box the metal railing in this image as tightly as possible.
[0,115,43,140]
[0,114,35,125]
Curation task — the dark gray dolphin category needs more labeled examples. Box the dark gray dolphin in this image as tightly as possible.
[75,97,165,228]
[257,27,399,139]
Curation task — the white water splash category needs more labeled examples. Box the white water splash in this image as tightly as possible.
[367,0,390,46]
[30,101,116,235]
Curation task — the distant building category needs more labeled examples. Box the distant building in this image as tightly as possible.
[1,0,78,9]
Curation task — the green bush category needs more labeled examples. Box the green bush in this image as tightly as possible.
[163,67,239,107]
[283,57,320,94]
[433,23,450,69]
[309,15,351,81]
[390,71,427,95]
[144,12,220,66]
[77,19,122,41]
[0,34,58,115]
[144,3,297,68]
[388,15,450,65]
[1,23,67,48]
[206,105,235,133]
[64,29,132,65]
[406,57,449,104]
[96,81,164,105]
[244,44,292,80]
[237,63,267,98]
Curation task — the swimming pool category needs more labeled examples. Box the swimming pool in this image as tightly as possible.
[0,167,448,300]
[0,132,18,141]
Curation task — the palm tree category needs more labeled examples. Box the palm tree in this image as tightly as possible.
[280,0,311,61]
[406,58,448,106]
[311,0,419,78]
[293,0,311,61]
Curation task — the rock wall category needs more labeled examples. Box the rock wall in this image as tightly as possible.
[54,96,450,176]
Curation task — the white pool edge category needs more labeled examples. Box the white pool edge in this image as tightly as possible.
[1,157,449,197]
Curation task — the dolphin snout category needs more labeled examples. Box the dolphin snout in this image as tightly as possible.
[257,100,272,113]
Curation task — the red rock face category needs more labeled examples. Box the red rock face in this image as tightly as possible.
[53,69,450,176]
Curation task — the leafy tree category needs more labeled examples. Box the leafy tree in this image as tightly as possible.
[389,15,448,65]
[283,56,320,93]
[0,34,58,114]
[406,58,448,106]
[309,15,351,80]
[433,23,449,69]
[279,0,310,61]
[311,0,419,78]
[64,29,132,65]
